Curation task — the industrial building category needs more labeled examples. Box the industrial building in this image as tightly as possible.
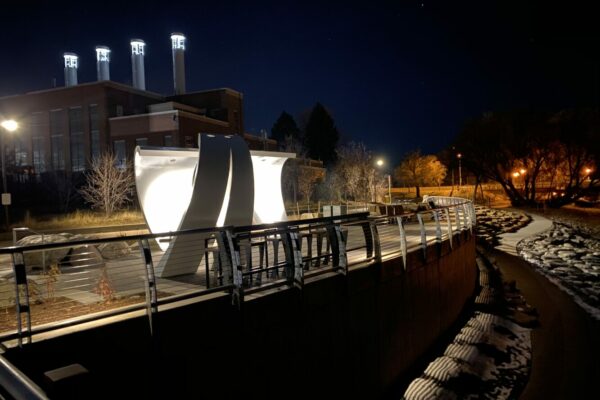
[0,33,275,181]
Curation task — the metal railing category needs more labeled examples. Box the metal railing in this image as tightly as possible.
[0,197,475,346]
[0,354,49,400]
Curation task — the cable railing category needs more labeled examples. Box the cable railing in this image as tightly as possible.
[0,197,475,346]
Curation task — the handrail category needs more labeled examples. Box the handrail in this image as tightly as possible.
[0,197,475,346]
[0,354,49,400]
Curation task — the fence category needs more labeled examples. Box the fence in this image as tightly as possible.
[0,197,475,349]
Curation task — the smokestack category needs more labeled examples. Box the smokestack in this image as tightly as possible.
[63,53,78,87]
[171,33,186,95]
[130,39,146,90]
[96,46,111,81]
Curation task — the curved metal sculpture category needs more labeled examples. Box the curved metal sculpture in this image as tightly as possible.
[134,133,294,277]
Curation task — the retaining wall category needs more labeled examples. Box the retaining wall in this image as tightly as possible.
[5,232,477,399]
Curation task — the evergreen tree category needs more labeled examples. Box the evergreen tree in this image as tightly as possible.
[304,102,339,165]
[271,111,300,147]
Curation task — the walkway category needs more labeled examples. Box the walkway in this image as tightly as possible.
[496,213,552,255]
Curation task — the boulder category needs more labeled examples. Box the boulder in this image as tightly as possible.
[97,241,132,259]
[16,233,99,270]
[17,234,76,269]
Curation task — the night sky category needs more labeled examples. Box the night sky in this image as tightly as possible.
[2,1,599,166]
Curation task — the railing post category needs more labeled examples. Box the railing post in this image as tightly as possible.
[280,228,303,289]
[370,220,382,262]
[454,205,462,233]
[326,224,348,275]
[432,210,442,244]
[11,252,31,347]
[139,239,158,336]
[416,213,427,258]
[360,221,374,260]
[462,203,470,233]
[444,207,453,249]
[217,228,243,307]
[396,216,408,270]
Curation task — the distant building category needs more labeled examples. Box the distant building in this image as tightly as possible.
[0,33,276,184]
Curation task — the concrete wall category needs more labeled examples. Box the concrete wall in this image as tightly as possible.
[5,232,476,399]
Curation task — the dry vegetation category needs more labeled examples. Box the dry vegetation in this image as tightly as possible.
[16,210,145,231]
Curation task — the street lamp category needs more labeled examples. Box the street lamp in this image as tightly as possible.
[375,158,391,204]
[386,174,391,204]
[457,153,462,187]
[583,167,593,183]
[0,119,18,229]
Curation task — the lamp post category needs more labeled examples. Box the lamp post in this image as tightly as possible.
[375,158,391,203]
[0,119,18,230]
[584,167,593,183]
[457,153,462,187]
[386,174,392,205]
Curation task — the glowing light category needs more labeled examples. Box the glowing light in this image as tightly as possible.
[251,152,294,224]
[519,168,526,174]
[1,120,18,132]
[171,33,186,50]
[131,40,145,55]
[63,53,78,68]
[457,153,462,159]
[512,172,520,178]
[96,46,110,62]
[376,159,384,167]
[584,167,592,174]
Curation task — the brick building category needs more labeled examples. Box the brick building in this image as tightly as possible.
[0,32,277,185]
[0,80,277,182]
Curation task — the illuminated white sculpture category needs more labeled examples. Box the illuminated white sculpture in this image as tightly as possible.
[134,134,294,277]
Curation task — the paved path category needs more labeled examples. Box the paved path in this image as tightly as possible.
[497,213,552,256]
[491,248,600,399]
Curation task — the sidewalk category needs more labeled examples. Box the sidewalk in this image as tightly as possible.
[496,213,552,256]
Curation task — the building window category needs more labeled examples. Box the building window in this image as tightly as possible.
[116,105,124,117]
[50,110,65,170]
[14,135,28,167]
[51,135,65,170]
[30,112,46,174]
[32,137,46,174]
[135,137,148,147]
[69,107,85,172]
[113,140,126,169]
[164,134,173,147]
[89,104,100,159]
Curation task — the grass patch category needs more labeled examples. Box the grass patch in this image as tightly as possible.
[16,209,145,231]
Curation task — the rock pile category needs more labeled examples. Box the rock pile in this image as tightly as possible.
[15,233,133,270]
[475,207,532,246]
[518,222,600,314]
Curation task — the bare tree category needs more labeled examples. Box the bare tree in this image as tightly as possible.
[281,134,307,204]
[395,151,447,198]
[334,142,382,202]
[297,165,325,211]
[79,152,134,217]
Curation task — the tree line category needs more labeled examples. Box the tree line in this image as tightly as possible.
[454,109,599,207]
[23,104,600,218]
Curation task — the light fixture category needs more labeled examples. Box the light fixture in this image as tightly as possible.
[0,120,18,132]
